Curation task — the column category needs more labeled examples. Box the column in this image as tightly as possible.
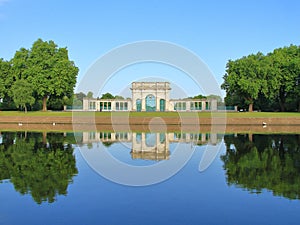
[156,96,160,111]
[141,93,146,111]
[111,101,115,111]
[186,101,190,111]
[201,101,206,111]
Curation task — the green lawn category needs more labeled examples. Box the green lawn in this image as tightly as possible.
[0,111,299,118]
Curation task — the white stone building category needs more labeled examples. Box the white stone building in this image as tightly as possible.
[82,81,217,111]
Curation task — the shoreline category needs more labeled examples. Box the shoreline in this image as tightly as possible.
[0,112,300,133]
[0,123,299,134]
[1,115,300,125]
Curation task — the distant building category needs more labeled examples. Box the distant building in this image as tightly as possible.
[83,81,217,111]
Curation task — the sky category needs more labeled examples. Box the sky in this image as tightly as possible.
[0,0,299,98]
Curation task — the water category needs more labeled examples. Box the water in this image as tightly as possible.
[0,131,300,225]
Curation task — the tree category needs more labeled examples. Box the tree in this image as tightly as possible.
[11,80,35,113]
[10,47,30,81]
[115,95,124,100]
[221,53,267,112]
[74,92,86,101]
[87,91,94,98]
[191,94,206,99]
[222,45,300,112]
[265,45,300,111]
[206,94,222,102]
[26,39,78,111]
[100,92,115,99]
[0,58,12,101]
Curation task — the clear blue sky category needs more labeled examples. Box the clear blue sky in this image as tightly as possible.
[1,0,299,97]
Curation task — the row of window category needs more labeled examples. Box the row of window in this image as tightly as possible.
[174,101,210,110]
[89,101,211,111]
[88,101,129,110]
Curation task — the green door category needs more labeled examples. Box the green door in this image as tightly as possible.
[160,99,165,111]
[136,99,142,112]
[146,95,156,112]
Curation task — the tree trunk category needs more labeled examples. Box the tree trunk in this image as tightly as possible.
[63,105,67,111]
[248,133,253,142]
[42,131,47,145]
[279,88,286,112]
[42,96,47,111]
[298,101,300,112]
[279,100,286,112]
[24,105,27,113]
[248,103,253,112]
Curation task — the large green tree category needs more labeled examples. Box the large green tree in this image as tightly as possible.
[100,92,115,99]
[221,53,267,112]
[24,39,78,111]
[222,45,300,112]
[266,45,300,111]
[0,58,12,100]
[11,79,35,112]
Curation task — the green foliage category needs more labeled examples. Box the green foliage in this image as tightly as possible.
[190,94,206,99]
[87,91,94,98]
[222,53,267,111]
[10,79,35,112]
[74,92,86,101]
[206,94,222,102]
[26,39,79,111]
[1,38,79,111]
[222,45,300,112]
[0,58,11,99]
[115,95,125,100]
[222,134,300,200]
[0,132,78,204]
[100,92,115,99]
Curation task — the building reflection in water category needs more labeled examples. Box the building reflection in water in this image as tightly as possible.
[82,131,222,161]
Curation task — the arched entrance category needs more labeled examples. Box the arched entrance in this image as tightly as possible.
[146,94,156,112]
[136,99,141,112]
[160,99,166,111]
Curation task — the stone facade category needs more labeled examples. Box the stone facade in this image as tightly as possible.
[82,81,217,111]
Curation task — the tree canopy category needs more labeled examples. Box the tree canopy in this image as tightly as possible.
[222,45,300,112]
[100,92,116,99]
[11,79,35,112]
[0,38,78,111]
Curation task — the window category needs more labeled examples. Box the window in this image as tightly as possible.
[89,101,95,110]
[136,99,141,112]
[190,102,194,110]
[206,102,210,110]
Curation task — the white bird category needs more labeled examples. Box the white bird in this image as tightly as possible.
[18,122,22,126]
[53,122,56,126]
[262,122,267,126]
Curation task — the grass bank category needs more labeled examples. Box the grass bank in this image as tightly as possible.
[1,111,299,118]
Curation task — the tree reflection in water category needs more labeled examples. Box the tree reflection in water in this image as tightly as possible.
[222,134,300,200]
[0,132,78,204]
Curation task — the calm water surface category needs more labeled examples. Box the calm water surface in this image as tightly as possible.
[0,131,300,225]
